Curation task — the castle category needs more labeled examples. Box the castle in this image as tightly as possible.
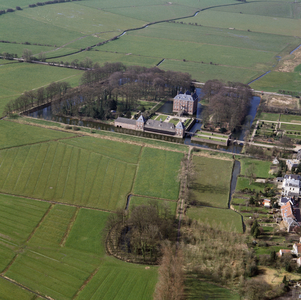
[173,91,198,115]
[114,115,185,138]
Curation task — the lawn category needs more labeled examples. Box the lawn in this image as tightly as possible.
[280,114,301,123]
[133,147,183,200]
[0,120,75,149]
[281,123,301,131]
[129,196,178,215]
[186,207,243,233]
[169,118,180,125]
[257,112,280,122]
[189,155,233,208]
[236,177,273,193]
[239,157,272,178]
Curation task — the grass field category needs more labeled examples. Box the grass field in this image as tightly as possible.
[0,194,158,300]
[76,257,158,300]
[236,177,273,193]
[239,157,272,178]
[129,196,178,215]
[0,277,39,300]
[186,206,243,233]
[0,141,137,210]
[0,120,75,149]
[280,114,301,123]
[186,276,240,300]
[190,155,233,208]
[281,123,301,131]
[257,112,280,122]
[133,147,183,200]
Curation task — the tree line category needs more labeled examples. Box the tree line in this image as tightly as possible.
[201,79,253,132]
[3,62,192,119]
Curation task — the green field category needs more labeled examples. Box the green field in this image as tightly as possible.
[239,157,272,178]
[186,206,243,233]
[281,123,301,131]
[0,120,75,149]
[190,155,233,208]
[257,112,280,122]
[0,195,158,300]
[133,147,183,200]
[236,177,273,193]
[0,277,40,300]
[129,196,178,215]
[0,141,137,210]
[280,114,301,123]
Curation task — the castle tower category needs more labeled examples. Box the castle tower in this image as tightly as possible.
[136,115,145,131]
[175,122,185,137]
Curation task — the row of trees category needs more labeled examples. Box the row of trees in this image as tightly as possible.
[29,0,81,7]
[3,81,70,115]
[202,79,253,131]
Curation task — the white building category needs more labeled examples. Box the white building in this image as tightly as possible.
[282,174,301,197]
[286,159,300,171]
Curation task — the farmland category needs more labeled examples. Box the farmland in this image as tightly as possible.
[189,155,233,208]
[0,0,300,116]
[186,206,243,233]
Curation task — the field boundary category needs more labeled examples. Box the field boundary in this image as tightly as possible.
[0,192,112,213]
[60,207,79,247]
[25,204,54,244]
[0,275,51,300]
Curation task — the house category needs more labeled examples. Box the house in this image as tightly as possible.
[281,201,300,232]
[286,159,300,171]
[278,249,292,257]
[279,196,290,206]
[292,243,301,256]
[263,199,271,208]
[114,115,185,138]
[273,158,279,165]
[173,91,198,115]
[282,174,301,197]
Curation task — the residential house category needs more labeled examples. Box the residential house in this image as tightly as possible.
[281,201,300,232]
[278,249,292,257]
[279,196,290,207]
[263,199,271,208]
[282,174,301,197]
[286,159,300,171]
[292,243,301,256]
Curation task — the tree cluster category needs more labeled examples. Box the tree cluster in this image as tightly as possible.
[29,0,81,7]
[105,202,177,264]
[202,79,252,131]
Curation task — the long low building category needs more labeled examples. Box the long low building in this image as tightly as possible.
[114,115,185,138]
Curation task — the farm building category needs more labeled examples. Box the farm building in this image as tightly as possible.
[114,115,185,138]
[173,91,198,115]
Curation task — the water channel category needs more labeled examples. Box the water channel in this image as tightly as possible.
[28,88,261,153]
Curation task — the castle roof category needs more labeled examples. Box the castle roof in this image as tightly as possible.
[176,122,184,129]
[115,117,136,125]
[137,115,145,123]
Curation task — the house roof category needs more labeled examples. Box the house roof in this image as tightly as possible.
[281,201,295,219]
[280,197,290,204]
[115,117,136,125]
[284,174,301,180]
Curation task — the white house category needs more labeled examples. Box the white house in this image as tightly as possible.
[263,199,271,208]
[282,174,301,197]
[292,243,301,256]
[286,159,300,171]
